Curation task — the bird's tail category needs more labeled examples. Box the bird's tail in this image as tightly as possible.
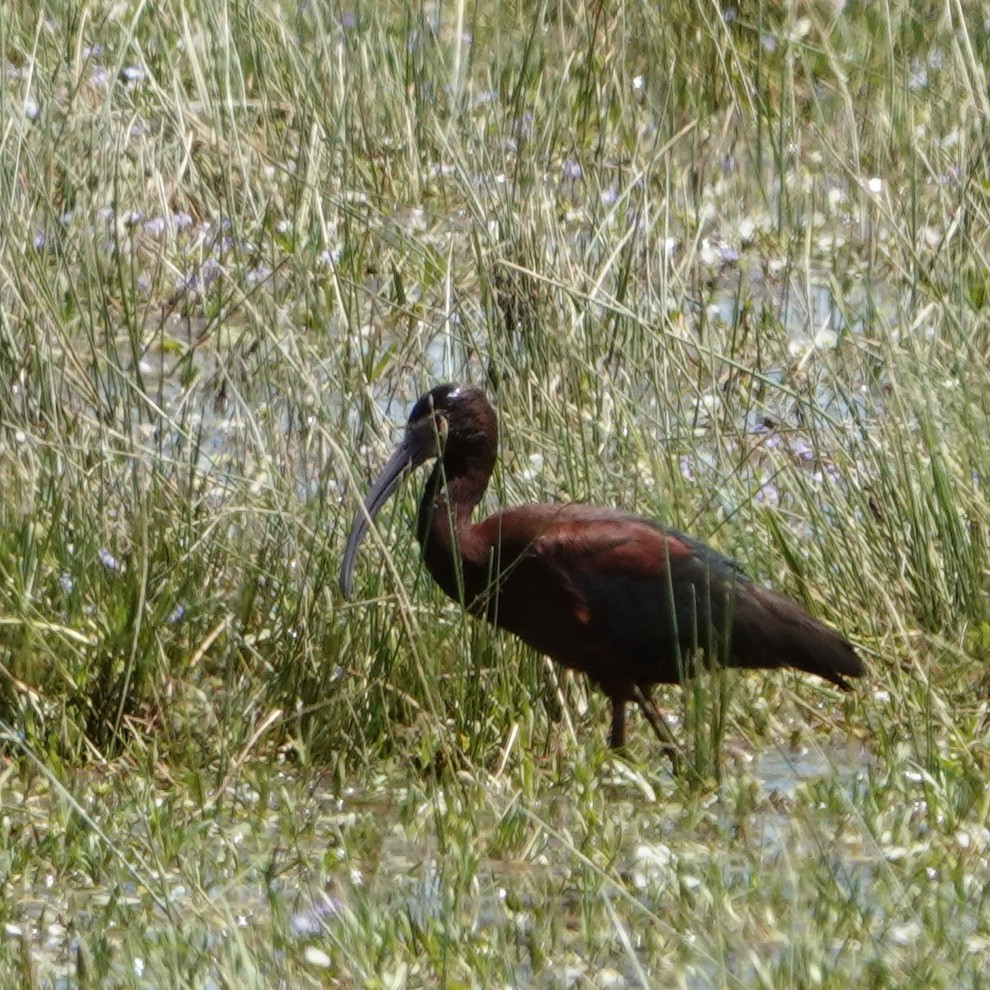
[730,583,866,688]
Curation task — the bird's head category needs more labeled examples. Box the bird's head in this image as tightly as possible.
[339,383,496,598]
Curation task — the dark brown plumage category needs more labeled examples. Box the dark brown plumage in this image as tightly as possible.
[340,383,865,761]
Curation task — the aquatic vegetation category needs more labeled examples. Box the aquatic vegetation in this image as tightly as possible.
[0,0,988,985]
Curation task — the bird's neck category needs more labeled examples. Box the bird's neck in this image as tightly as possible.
[416,456,492,604]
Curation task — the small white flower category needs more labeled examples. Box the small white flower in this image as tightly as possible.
[303,947,332,967]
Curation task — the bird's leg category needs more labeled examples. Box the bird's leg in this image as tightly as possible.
[632,685,681,775]
[609,698,626,749]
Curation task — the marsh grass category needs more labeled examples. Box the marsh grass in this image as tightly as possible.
[0,0,989,985]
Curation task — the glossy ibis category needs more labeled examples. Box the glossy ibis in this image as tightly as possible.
[340,384,865,763]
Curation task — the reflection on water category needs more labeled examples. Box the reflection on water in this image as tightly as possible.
[753,741,869,799]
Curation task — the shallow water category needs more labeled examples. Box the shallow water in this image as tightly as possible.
[753,740,870,800]
[4,743,874,988]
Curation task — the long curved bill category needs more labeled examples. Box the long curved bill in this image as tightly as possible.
[339,442,415,599]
